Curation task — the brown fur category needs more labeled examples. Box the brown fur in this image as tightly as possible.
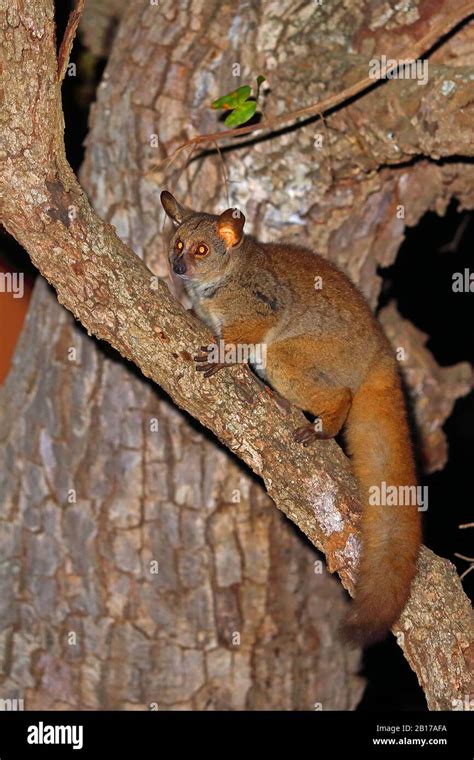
[161,191,422,645]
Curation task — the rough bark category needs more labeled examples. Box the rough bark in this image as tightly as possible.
[0,0,364,711]
[0,278,364,710]
[0,0,473,710]
[79,0,128,58]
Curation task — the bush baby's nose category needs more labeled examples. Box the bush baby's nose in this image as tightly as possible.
[173,258,187,275]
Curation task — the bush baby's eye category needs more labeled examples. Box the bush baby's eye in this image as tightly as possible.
[176,240,183,251]
[196,244,209,256]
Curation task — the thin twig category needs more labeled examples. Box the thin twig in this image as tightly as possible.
[57,0,86,83]
[454,553,474,581]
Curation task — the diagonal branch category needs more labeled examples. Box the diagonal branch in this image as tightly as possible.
[1,0,472,710]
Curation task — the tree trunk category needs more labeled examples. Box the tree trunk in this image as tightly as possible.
[0,277,364,709]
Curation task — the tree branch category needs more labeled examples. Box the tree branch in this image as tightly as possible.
[1,0,472,710]
[153,2,474,167]
[57,0,85,83]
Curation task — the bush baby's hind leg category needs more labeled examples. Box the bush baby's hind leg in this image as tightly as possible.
[266,341,352,442]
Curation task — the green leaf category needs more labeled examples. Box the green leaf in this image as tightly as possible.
[224,101,257,127]
[211,85,251,110]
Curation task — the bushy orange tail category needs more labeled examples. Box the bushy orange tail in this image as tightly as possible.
[342,358,422,645]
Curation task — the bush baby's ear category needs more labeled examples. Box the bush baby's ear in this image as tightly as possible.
[160,190,187,226]
[217,208,245,248]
